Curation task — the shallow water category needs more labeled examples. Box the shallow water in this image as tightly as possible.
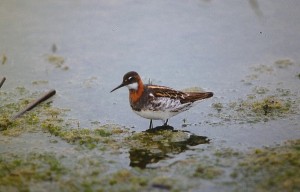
[1,0,300,191]
[2,0,299,143]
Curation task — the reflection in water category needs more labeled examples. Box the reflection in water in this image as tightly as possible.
[128,128,209,168]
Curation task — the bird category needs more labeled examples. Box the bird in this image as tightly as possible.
[111,71,213,129]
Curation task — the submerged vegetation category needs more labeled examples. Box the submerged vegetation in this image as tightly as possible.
[0,88,128,150]
[211,92,295,125]
[1,58,300,191]
[210,59,299,125]
[1,137,299,191]
[233,140,300,192]
[0,153,66,191]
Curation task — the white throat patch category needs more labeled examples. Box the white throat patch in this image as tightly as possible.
[126,82,138,90]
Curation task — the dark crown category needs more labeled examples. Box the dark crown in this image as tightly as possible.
[123,71,139,84]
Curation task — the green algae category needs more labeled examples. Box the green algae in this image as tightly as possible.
[210,60,299,126]
[0,88,127,151]
[1,73,299,192]
[150,176,175,190]
[252,64,274,73]
[193,164,223,179]
[274,59,293,68]
[211,84,296,125]
[0,115,15,131]
[46,54,69,70]
[232,139,300,192]
[251,97,290,115]
[211,95,293,125]
[212,102,223,113]
[214,148,240,158]
[1,109,299,192]
[108,169,148,189]
[32,80,49,85]
[47,54,65,66]
[0,89,44,134]
[0,153,66,191]
[0,92,54,136]
[41,119,125,150]
[253,86,269,94]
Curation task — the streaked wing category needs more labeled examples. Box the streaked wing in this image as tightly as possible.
[147,85,187,100]
[147,85,213,104]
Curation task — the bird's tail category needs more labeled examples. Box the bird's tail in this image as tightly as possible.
[182,92,213,103]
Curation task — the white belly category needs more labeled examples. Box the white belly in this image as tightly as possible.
[133,110,179,121]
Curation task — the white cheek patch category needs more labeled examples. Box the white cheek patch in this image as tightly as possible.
[126,82,138,90]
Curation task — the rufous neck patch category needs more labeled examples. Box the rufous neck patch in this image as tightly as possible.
[129,80,144,103]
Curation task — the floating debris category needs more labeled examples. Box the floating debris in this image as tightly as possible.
[248,0,263,17]
[1,54,7,65]
[32,80,49,85]
[0,77,6,89]
[52,43,57,53]
[47,54,69,70]
[47,55,64,66]
[11,89,56,120]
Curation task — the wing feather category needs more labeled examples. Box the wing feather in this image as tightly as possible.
[147,85,213,104]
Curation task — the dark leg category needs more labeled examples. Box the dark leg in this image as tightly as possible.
[146,119,173,132]
[149,119,153,129]
[163,119,169,126]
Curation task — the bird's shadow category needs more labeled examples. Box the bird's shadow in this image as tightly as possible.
[128,126,210,168]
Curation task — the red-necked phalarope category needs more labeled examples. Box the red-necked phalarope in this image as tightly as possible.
[111,71,213,129]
